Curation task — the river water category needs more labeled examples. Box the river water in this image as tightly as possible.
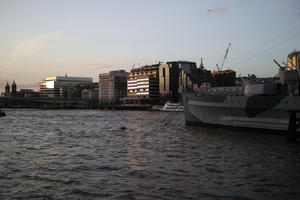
[0,109,300,200]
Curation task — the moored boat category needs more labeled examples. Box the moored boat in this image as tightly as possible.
[183,93,300,131]
[159,102,184,112]
[183,51,300,131]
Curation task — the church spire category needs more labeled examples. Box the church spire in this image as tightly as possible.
[5,82,10,96]
[11,80,17,96]
[199,58,204,70]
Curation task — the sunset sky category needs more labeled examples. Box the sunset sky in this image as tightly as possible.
[0,0,300,91]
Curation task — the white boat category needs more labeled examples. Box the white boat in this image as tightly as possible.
[159,102,184,112]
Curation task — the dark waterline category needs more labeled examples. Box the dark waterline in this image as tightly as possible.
[0,109,300,200]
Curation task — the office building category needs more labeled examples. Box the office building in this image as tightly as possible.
[81,88,99,100]
[39,75,93,97]
[159,60,211,103]
[159,61,198,103]
[211,70,236,87]
[121,64,159,105]
[99,70,128,104]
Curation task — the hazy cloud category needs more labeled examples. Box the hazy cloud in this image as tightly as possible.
[78,64,114,71]
[11,30,63,62]
[207,6,227,15]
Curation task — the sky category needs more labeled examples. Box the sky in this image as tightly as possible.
[0,0,300,91]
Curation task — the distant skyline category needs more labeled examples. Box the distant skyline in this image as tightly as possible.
[1,0,300,91]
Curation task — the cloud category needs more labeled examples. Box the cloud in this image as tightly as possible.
[207,6,227,15]
[11,30,63,62]
[79,64,114,71]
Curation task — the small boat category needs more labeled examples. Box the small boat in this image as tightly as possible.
[159,102,184,112]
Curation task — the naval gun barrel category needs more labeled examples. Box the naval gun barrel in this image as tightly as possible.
[273,59,283,68]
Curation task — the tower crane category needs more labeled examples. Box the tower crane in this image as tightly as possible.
[216,43,231,71]
[131,64,135,70]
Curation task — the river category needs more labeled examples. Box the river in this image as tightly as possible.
[0,109,300,200]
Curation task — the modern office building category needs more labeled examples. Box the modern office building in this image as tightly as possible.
[159,60,212,103]
[39,75,93,97]
[178,60,212,93]
[121,64,159,105]
[159,61,201,103]
[98,70,128,104]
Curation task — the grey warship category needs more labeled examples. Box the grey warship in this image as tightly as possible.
[183,51,300,131]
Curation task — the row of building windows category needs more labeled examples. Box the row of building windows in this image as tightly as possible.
[129,88,149,92]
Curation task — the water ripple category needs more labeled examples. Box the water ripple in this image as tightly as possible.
[0,109,300,200]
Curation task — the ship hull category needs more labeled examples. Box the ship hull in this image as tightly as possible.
[183,93,300,131]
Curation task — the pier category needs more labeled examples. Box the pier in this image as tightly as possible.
[287,110,300,142]
[0,97,154,110]
[0,97,97,109]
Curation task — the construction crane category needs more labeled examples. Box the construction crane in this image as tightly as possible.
[131,64,135,70]
[216,43,231,71]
